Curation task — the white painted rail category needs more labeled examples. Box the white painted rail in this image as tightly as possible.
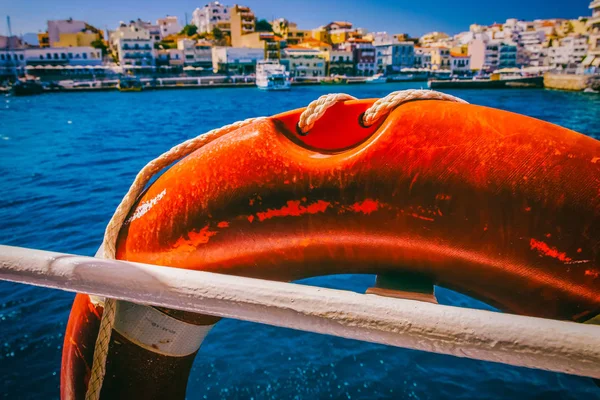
[0,245,599,379]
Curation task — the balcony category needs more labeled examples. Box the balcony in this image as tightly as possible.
[124,52,153,60]
[590,0,600,9]
[588,15,600,26]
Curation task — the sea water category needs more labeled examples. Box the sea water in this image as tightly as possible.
[1,83,599,399]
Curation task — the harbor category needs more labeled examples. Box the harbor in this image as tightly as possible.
[2,2,600,95]
[3,69,593,94]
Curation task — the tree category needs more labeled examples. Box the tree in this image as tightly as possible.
[255,19,272,33]
[91,39,108,56]
[212,27,224,41]
[211,27,229,46]
[180,24,198,37]
[276,19,288,37]
[564,21,574,35]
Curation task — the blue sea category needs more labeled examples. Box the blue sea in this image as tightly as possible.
[1,83,599,399]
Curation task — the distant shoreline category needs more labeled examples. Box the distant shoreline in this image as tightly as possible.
[2,78,383,95]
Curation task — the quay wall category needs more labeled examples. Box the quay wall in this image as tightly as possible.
[543,73,592,91]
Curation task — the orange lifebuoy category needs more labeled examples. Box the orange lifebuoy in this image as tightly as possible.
[61,97,600,399]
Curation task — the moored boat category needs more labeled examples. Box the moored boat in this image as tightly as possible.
[387,74,415,82]
[320,75,348,85]
[365,73,387,84]
[256,60,291,91]
[11,78,44,96]
[429,75,544,89]
[117,76,143,92]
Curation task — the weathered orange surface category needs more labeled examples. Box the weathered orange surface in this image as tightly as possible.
[64,98,600,399]
[115,99,600,322]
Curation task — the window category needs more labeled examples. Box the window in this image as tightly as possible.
[53,53,59,59]
[40,55,44,59]
[0,54,4,60]
[61,53,66,59]
[47,54,52,60]
[68,53,73,59]
[83,53,87,59]
[19,54,24,60]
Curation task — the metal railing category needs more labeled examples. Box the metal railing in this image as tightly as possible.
[0,244,598,379]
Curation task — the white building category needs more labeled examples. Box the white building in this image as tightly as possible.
[1,47,101,77]
[450,52,471,74]
[469,37,517,71]
[48,19,87,46]
[583,0,600,68]
[156,48,184,67]
[177,38,213,68]
[517,29,546,66]
[124,19,161,42]
[157,16,182,39]
[25,47,102,65]
[193,2,231,33]
[548,35,589,67]
[373,33,415,74]
[282,47,326,77]
[212,46,263,74]
[414,47,432,69]
[328,49,353,75]
[110,23,156,67]
[0,50,25,77]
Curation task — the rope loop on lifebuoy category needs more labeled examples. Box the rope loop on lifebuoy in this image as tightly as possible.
[361,90,467,127]
[297,93,358,134]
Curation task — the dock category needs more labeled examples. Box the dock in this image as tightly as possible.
[428,76,544,89]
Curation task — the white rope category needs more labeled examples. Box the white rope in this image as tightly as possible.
[86,116,264,400]
[362,89,467,127]
[86,89,467,399]
[297,90,466,135]
[100,116,266,260]
[297,93,357,134]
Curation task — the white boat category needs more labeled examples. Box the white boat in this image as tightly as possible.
[365,73,388,84]
[387,74,414,82]
[256,60,291,91]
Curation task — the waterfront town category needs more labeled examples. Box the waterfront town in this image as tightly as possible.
[1,1,599,91]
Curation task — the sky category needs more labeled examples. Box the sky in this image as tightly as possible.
[0,0,593,37]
